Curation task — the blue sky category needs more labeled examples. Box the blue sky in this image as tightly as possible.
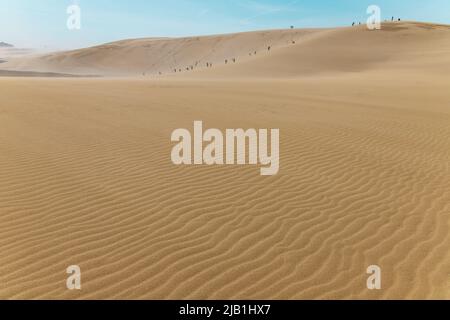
[1,0,449,50]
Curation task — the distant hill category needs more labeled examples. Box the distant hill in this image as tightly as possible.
[0,42,13,48]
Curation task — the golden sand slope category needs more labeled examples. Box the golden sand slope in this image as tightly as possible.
[0,22,449,299]
[1,28,323,76]
[3,22,450,77]
[186,22,450,78]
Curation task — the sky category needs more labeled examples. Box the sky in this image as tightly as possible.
[1,0,449,50]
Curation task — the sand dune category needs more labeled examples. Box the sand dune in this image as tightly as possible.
[2,22,450,78]
[0,48,37,60]
[0,70,91,77]
[188,22,450,78]
[0,22,449,300]
[1,28,323,76]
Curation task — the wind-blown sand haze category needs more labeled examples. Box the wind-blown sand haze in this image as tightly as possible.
[0,22,449,299]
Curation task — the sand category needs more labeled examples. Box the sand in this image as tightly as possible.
[0,28,324,76]
[0,22,449,299]
[0,70,88,77]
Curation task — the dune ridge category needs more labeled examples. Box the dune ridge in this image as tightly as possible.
[2,22,450,78]
[1,28,323,76]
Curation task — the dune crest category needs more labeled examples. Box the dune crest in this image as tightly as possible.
[1,28,322,76]
[3,22,450,77]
